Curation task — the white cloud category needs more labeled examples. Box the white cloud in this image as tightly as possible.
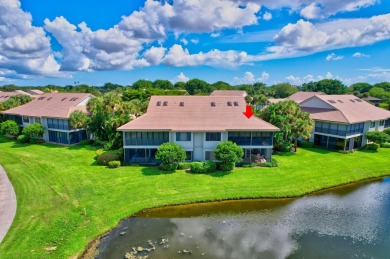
[233,71,270,84]
[326,71,333,78]
[266,14,390,60]
[326,53,344,61]
[171,72,190,83]
[263,12,272,21]
[210,32,222,38]
[0,0,60,77]
[285,75,301,85]
[118,0,260,38]
[300,3,322,19]
[162,44,252,68]
[254,0,379,19]
[143,46,166,65]
[352,52,370,58]
[180,38,188,45]
[190,39,199,44]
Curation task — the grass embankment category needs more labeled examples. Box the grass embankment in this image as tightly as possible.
[0,135,389,258]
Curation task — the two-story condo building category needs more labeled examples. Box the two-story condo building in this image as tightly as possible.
[2,93,92,145]
[300,94,390,150]
[118,96,279,164]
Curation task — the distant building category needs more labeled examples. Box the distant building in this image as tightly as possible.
[2,93,92,145]
[363,96,381,107]
[27,89,44,95]
[118,95,279,164]
[300,95,390,150]
[0,92,22,103]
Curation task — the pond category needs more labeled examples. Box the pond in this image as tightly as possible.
[96,178,390,258]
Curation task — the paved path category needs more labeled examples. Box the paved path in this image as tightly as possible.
[0,164,17,244]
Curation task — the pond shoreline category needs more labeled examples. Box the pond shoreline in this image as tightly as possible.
[79,175,389,259]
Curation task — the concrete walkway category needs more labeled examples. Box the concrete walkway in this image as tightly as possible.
[0,164,17,244]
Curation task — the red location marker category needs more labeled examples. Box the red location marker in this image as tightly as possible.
[243,105,254,119]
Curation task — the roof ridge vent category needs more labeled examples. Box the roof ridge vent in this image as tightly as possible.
[211,101,216,107]
[179,101,184,107]
[163,101,168,106]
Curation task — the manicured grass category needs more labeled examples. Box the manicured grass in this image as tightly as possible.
[0,135,389,258]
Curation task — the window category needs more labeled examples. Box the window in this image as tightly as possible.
[23,116,29,123]
[125,132,169,146]
[370,121,376,128]
[176,132,191,141]
[205,151,216,160]
[206,132,221,141]
[35,117,41,124]
[185,151,193,161]
[379,120,385,126]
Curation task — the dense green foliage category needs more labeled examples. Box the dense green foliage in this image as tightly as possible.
[0,120,19,135]
[69,110,89,129]
[155,142,186,169]
[108,160,121,168]
[260,100,314,151]
[0,94,32,114]
[16,134,29,143]
[190,161,217,174]
[22,122,44,139]
[96,151,122,165]
[366,131,390,144]
[301,79,348,94]
[364,143,380,151]
[214,141,244,170]
[272,83,298,98]
[86,92,132,150]
[384,128,390,136]
[0,136,390,258]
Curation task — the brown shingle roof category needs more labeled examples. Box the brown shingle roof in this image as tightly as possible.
[287,91,325,103]
[118,96,279,132]
[267,98,285,104]
[14,90,31,96]
[210,90,247,97]
[301,95,390,123]
[363,96,381,101]
[0,92,20,103]
[2,93,92,119]
[301,107,348,123]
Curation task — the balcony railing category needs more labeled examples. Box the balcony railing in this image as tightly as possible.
[314,127,363,137]
[228,137,272,146]
[125,138,168,146]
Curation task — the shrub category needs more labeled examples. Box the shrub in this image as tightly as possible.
[178,162,192,170]
[384,128,390,136]
[214,141,244,171]
[241,163,257,168]
[366,131,390,144]
[190,162,205,174]
[22,122,44,139]
[108,160,121,168]
[95,149,104,156]
[160,163,178,171]
[298,141,314,148]
[338,150,355,154]
[218,162,235,171]
[258,159,279,167]
[0,120,19,136]
[380,143,390,148]
[96,151,122,165]
[364,143,379,151]
[16,134,29,143]
[203,160,217,174]
[156,143,186,164]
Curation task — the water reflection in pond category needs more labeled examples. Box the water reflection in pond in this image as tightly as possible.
[97,178,390,258]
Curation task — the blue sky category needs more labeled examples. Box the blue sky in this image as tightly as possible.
[1,0,390,86]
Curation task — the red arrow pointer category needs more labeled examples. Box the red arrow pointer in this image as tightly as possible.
[243,105,254,119]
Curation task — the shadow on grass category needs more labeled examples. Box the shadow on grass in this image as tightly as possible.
[275,152,296,157]
[209,171,232,177]
[141,167,175,176]
[300,147,333,155]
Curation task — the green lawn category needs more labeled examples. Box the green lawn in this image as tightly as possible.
[0,135,389,258]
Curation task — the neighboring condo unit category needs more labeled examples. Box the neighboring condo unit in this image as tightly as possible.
[2,93,92,145]
[118,95,279,164]
[300,94,390,150]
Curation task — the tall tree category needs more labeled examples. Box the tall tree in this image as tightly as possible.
[272,83,298,98]
[350,82,372,93]
[132,79,153,89]
[260,100,314,152]
[153,80,174,90]
[301,79,347,94]
[185,79,211,95]
[69,110,89,129]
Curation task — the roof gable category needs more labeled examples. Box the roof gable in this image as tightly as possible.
[118,96,278,132]
[2,93,92,118]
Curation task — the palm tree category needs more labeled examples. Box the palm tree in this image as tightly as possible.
[69,110,88,129]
